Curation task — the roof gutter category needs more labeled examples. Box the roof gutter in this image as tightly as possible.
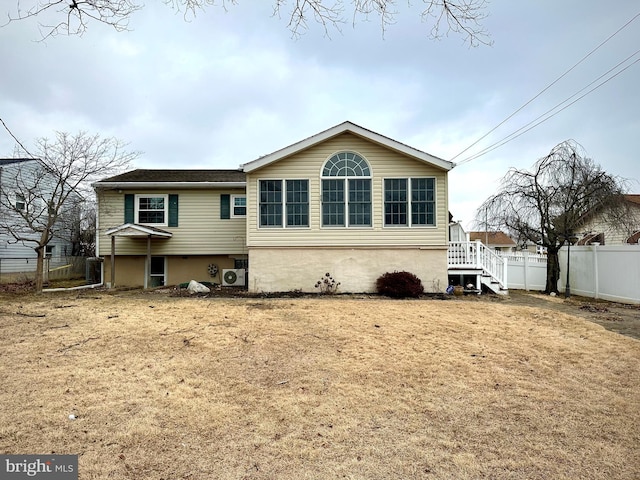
[92,181,247,189]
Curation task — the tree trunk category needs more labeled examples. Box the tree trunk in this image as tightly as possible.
[545,247,561,294]
[34,246,45,293]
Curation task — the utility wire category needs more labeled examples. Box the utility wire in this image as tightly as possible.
[457,49,640,165]
[450,10,640,162]
[0,117,35,158]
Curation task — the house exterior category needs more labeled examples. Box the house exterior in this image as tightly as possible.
[0,159,76,274]
[468,231,517,252]
[93,122,455,292]
[93,169,247,288]
[577,194,640,245]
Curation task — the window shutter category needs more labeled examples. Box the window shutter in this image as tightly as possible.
[220,194,230,219]
[124,194,135,223]
[168,194,179,227]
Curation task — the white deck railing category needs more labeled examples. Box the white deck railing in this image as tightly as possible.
[448,240,508,289]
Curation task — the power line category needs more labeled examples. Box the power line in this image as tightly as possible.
[0,117,35,158]
[450,10,640,162]
[457,50,640,165]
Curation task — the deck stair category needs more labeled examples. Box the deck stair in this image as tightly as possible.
[448,240,508,295]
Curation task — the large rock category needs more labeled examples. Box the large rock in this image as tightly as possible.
[187,280,210,294]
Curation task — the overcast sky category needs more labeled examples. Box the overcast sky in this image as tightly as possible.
[1,0,638,229]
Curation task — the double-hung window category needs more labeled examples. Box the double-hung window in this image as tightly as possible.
[231,195,246,217]
[259,179,309,228]
[15,193,26,211]
[384,178,435,226]
[321,152,372,227]
[136,195,167,225]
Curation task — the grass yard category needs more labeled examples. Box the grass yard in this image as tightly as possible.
[0,291,638,479]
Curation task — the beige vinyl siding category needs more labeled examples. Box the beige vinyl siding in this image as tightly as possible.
[580,207,640,245]
[97,189,247,256]
[246,132,449,247]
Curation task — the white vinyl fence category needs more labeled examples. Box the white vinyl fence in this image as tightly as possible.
[558,245,640,305]
[501,252,548,291]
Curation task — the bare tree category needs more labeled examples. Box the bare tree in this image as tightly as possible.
[0,132,137,292]
[476,140,630,294]
[4,0,491,45]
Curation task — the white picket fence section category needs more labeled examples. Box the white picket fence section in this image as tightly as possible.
[558,245,640,305]
[501,251,548,291]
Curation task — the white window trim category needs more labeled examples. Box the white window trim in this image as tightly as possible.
[382,176,437,228]
[257,179,310,229]
[320,151,373,229]
[231,194,247,218]
[135,194,168,226]
[14,192,26,211]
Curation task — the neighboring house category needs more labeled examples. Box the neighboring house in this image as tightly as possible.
[468,231,517,252]
[0,159,76,273]
[448,213,467,242]
[93,121,455,292]
[577,194,640,245]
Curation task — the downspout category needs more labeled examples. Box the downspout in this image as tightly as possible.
[95,187,103,286]
[146,234,151,289]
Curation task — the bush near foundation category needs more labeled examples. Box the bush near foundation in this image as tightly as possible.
[376,271,424,298]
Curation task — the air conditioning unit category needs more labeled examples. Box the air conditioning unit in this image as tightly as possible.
[222,269,246,287]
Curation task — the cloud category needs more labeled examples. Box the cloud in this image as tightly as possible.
[1,0,638,231]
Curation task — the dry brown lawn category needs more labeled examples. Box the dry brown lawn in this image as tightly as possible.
[0,291,638,479]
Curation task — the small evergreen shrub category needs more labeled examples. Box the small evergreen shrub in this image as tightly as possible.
[376,271,424,298]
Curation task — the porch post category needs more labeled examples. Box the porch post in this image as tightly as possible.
[110,235,115,289]
[475,240,482,269]
[146,234,151,289]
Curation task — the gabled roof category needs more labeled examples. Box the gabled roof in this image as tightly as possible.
[625,194,640,206]
[0,158,37,166]
[241,121,454,173]
[105,223,173,238]
[468,231,516,246]
[93,169,246,189]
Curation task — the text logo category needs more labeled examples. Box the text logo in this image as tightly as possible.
[1,455,77,479]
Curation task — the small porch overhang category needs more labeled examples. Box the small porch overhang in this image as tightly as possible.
[106,223,172,289]
[106,223,173,239]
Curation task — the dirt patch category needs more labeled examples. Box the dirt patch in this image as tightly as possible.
[467,290,640,340]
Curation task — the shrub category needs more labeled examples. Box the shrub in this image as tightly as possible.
[376,271,424,298]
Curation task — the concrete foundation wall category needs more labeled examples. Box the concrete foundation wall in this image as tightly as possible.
[104,255,243,287]
[248,247,448,293]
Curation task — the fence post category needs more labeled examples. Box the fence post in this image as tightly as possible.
[43,257,49,285]
[592,243,599,299]
[503,256,508,289]
[523,251,529,291]
[475,240,482,269]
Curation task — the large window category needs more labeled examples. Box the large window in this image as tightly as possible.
[384,178,435,226]
[259,179,309,228]
[136,195,167,225]
[321,152,371,227]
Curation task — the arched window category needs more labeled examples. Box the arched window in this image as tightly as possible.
[321,152,372,227]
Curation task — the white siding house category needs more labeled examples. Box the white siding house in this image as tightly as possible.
[0,159,76,274]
